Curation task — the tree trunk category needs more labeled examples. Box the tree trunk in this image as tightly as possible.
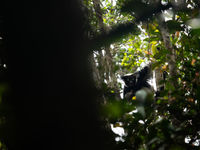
[92,0,120,99]
[5,0,111,149]
[156,15,177,102]
[157,15,177,88]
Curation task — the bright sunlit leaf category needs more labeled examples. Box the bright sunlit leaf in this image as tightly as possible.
[132,96,136,100]
[144,50,151,55]
[191,59,196,66]
[152,44,157,55]
[162,65,167,71]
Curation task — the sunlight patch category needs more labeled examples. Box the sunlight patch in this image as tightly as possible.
[111,123,125,137]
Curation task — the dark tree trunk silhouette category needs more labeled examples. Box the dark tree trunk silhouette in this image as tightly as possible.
[4,0,113,149]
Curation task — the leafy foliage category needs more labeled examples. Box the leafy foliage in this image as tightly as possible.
[86,0,200,149]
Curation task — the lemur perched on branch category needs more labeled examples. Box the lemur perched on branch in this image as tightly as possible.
[121,65,152,100]
[121,64,167,100]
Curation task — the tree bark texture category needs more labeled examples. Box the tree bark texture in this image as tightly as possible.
[157,15,177,88]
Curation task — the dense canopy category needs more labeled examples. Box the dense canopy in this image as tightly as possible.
[85,0,200,149]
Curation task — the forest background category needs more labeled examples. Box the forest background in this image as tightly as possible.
[0,0,200,150]
[84,0,200,149]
